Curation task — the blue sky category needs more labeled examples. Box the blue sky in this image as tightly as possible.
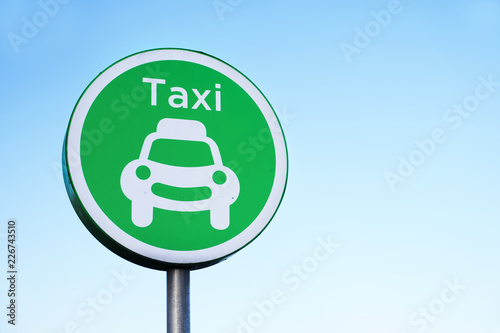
[1,0,500,332]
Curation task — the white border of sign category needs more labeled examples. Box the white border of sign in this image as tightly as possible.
[65,49,287,266]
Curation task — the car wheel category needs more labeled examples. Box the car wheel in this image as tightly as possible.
[131,201,153,227]
[210,204,230,230]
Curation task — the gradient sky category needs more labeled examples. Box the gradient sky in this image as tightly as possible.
[1,0,500,332]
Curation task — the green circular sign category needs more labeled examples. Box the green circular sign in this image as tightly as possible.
[63,49,288,269]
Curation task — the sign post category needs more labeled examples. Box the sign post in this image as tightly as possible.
[167,268,190,333]
[63,48,288,331]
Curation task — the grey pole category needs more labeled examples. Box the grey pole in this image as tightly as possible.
[167,268,190,333]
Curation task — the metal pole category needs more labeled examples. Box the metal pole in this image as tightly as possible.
[167,268,190,333]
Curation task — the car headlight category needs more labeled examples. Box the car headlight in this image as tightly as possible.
[212,170,227,185]
[136,165,151,180]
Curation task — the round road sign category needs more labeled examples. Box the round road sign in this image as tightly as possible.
[63,48,287,269]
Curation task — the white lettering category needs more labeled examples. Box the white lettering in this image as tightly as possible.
[192,89,211,110]
[142,77,166,106]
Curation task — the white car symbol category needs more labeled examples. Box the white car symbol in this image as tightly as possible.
[120,118,240,230]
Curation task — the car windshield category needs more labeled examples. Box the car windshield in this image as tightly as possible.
[148,139,214,167]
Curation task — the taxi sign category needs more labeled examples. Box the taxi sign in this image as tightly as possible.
[63,49,288,269]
